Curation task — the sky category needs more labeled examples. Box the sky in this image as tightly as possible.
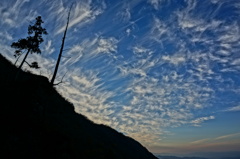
[1,0,240,156]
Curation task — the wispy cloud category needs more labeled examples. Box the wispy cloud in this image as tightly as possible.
[190,132,240,145]
[223,106,240,112]
[95,37,118,54]
[117,3,131,22]
[162,54,186,66]
[191,116,215,126]
[148,0,163,10]
[191,138,211,145]
[0,0,37,27]
[53,1,105,35]
[215,133,240,140]
[43,40,55,55]
[0,31,13,41]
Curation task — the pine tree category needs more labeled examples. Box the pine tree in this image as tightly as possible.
[11,16,47,70]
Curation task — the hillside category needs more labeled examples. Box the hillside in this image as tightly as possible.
[0,54,157,159]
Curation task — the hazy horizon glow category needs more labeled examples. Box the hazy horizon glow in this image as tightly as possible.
[1,0,240,155]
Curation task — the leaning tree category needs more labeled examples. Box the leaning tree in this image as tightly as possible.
[11,16,47,70]
[50,4,73,86]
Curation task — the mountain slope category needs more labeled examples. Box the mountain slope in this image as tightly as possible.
[0,54,157,159]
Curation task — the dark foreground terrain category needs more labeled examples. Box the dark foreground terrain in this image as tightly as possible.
[0,54,157,159]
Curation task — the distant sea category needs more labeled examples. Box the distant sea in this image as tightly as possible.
[154,151,240,159]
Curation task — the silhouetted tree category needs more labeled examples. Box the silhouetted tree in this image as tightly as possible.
[11,16,47,70]
[50,5,72,86]
[13,50,23,65]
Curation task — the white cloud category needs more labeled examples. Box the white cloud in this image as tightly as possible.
[117,5,131,22]
[43,40,55,55]
[55,1,104,34]
[190,132,240,146]
[63,44,84,66]
[0,31,13,41]
[0,0,37,27]
[150,17,169,41]
[191,116,215,126]
[148,0,163,10]
[223,106,240,112]
[215,133,240,140]
[126,28,131,36]
[72,75,97,88]
[115,53,215,145]
[231,58,240,66]
[162,54,186,65]
[176,0,200,30]
[132,46,152,55]
[96,37,118,54]
[191,138,210,145]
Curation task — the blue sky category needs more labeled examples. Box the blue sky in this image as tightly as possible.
[1,0,240,156]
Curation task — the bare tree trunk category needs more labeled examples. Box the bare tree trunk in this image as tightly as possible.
[14,53,23,66]
[18,49,30,69]
[14,49,30,81]
[50,5,72,86]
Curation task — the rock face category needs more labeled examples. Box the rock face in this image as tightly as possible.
[0,54,157,159]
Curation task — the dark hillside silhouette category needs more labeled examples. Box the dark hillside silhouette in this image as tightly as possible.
[0,54,157,159]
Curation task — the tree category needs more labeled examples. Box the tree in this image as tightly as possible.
[50,5,72,86]
[11,16,47,70]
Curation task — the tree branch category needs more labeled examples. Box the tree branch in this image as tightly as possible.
[24,61,40,69]
[53,71,68,86]
[14,51,23,66]
[24,61,32,67]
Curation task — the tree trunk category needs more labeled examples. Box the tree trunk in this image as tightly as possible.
[18,49,30,69]
[14,49,30,81]
[14,53,23,66]
[50,5,72,86]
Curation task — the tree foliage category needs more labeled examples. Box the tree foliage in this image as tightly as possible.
[11,16,47,69]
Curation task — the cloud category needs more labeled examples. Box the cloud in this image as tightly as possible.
[148,0,163,10]
[55,1,104,34]
[63,44,84,65]
[215,133,240,140]
[114,50,216,145]
[231,58,240,66]
[176,0,200,30]
[0,31,13,41]
[96,37,118,54]
[189,132,240,146]
[191,138,211,145]
[55,67,116,126]
[126,28,131,36]
[223,106,240,112]
[191,116,215,126]
[150,16,170,43]
[43,40,55,55]
[0,0,37,27]
[162,54,186,66]
[72,75,97,88]
[117,4,131,22]
[132,45,153,55]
